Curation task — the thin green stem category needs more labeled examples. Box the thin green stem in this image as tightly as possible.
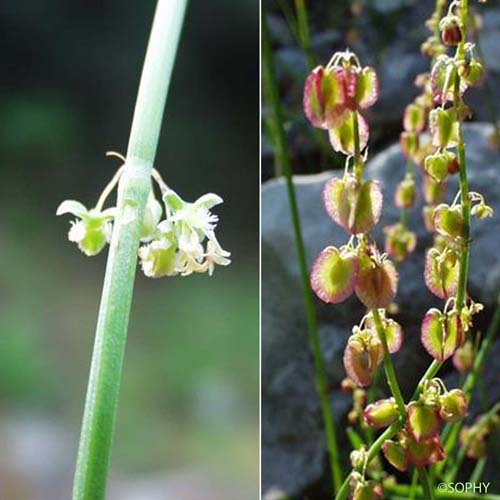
[469,457,487,484]
[444,437,467,483]
[294,0,315,70]
[409,468,419,500]
[71,2,187,499]
[352,111,363,180]
[420,468,436,500]
[262,11,343,493]
[372,309,406,417]
[455,131,470,310]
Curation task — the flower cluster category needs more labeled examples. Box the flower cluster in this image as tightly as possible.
[375,380,467,470]
[304,53,404,498]
[301,3,497,499]
[343,311,403,387]
[303,50,378,156]
[57,157,231,278]
[418,0,492,364]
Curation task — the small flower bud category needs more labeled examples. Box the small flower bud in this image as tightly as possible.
[424,151,458,182]
[348,409,361,425]
[400,131,419,159]
[138,237,178,278]
[430,56,465,104]
[460,426,487,459]
[343,331,383,387]
[403,103,426,133]
[382,440,408,472]
[394,176,416,209]
[364,398,400,429]
[439,15,463,46]
[352,482,383,500]
[459,59,485,87]
[471,202,494,219]
[422,206,436,232]
[439,389,468,423]
[354,388,368,409]
[453,340,474,374]
[421,36,445,58]
[407,402,441,442]
[350,448,367,469]
[310,246,359,304]
[429,107,460,148]
[423,175,447,205]
[140,194,163,242]
[433,204,464,240]
[384,223,417,263]
[341,377,357,393]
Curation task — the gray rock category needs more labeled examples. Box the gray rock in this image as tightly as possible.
[262,123,500,497]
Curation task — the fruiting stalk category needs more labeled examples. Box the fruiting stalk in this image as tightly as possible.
[262,11,343,493]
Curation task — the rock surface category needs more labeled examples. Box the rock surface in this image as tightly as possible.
[261,123,500,497]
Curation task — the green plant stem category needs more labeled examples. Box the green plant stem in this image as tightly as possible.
[455,132,470,310]
[420,468,436,500]
[294,0,315,70]
[469,457,487,484]
[352,111,363,180]
[372,309,406,417]
[262,11,343,493]
[453,1,470,309]
[71,2,187,499]
[409,467,419,500]
[444,441,467,483]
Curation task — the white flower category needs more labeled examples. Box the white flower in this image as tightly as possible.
[140,193,163,242]
[138,188,231,278]
[205,239,231,276]
[164,190,223,239]
[138,237,178,278]
[57,200,116,256]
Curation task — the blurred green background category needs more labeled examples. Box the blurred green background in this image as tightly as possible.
[0,1,258,499]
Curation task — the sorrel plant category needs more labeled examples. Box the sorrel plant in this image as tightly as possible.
[300,0,499,499]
